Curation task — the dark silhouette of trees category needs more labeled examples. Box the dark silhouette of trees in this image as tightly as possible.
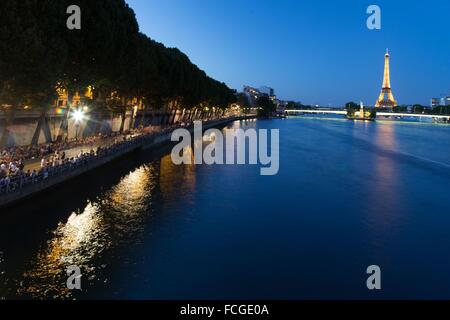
[0,0,236,144]
[393,106,408,113]
[345,102,359,111]
[431,105,450,115]
[286,101,307,110]
[412,104,425,114]
[0,0,68,144]
[256,96,276,118]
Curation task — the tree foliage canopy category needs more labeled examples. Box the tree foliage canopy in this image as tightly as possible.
[256,96,276,117]
[0,0,236,112]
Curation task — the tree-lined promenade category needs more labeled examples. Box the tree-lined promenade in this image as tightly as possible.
[0,116,252,209]
[0,0,236,146]
[0,124,169,197]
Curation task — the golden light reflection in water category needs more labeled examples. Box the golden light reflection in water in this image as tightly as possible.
[372,123,398,193]
[366,123,400,244]
[12,135,206,299]
[159,151,196,203]
[109,166,156,214]
[16,165,158,299]
[17,203,104,299]
[375,122,396,150]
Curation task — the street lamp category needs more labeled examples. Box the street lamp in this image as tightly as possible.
[72,109,85,140]
[73,109,84,122]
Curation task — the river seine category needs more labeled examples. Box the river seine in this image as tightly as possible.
[1,117,450,299]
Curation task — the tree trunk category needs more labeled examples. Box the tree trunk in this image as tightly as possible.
[158,112,164,126]
[169,110,174,125]
[43,112,53,143]
[149,108,155,127]
[32,109,53,145]
[95,112,104,135]
[0,107,16,147]
[56,91,72,142]
[31,109,46,146]
[166,111,172,126]
[119,110,126,133]
[139,106,146,127]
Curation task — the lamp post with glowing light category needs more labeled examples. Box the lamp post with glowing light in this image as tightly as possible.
[72,109,85,141]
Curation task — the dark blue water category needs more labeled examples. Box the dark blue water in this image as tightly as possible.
[1,118,450,299]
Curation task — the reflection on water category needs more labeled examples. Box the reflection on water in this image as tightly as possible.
[365,123,401,246]
[372,123,398,194]
[13,156,194,299]
[18,203,105,299]
[374,122,397,150]
[2,119,450,299]
[159,150,196,205]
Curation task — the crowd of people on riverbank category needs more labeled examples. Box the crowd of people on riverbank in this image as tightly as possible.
[0,136,136,194]
[0,134,116,164]
[0,120,200,195]
[0,117,232,195]
[0,118,202,166]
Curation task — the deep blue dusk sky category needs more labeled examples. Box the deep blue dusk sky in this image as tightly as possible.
[126,0,449,106]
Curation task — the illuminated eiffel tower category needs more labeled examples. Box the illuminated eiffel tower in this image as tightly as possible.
[376,49,398,108]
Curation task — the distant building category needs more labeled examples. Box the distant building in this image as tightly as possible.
[431,98,441,108]
[242,85,288,115]
[276,100,287,114]
[441,96,450,106]
[243,85,259,96]
[431,96,450,107]
[259,86,275,98]
[243,86,260,106]
[243,85,277,107]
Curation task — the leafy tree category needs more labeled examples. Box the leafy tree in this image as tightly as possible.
[345,102,359,111]
[0,0,68,144]
[0,0,237,145]
[236,93,251,114]
[431,105,450,115]
[347,109,356,118]
[256,96,276,118]
[393,106,407,113]
[286,101,305,110]
[412,104,425,114]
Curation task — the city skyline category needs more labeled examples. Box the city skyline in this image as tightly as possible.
[127,0,450,106]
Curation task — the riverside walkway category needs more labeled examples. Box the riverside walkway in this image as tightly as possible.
[21,132,145,172]
[0,116,252,209]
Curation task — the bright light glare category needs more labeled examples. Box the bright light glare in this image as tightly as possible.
[72,109,84,122]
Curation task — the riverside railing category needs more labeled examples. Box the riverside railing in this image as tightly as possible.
[0,128,166,196]
[0,117,240,197]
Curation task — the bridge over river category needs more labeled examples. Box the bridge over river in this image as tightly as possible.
[286,109,450,121]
